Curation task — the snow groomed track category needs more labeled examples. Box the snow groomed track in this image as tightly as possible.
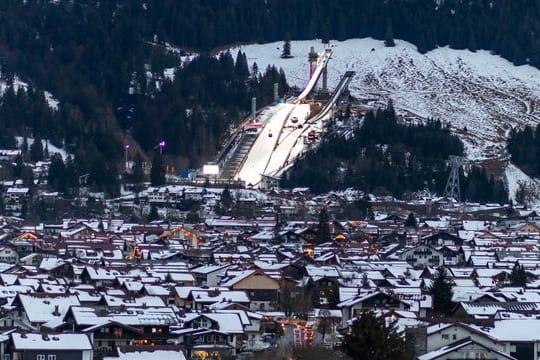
[232,49,333,187]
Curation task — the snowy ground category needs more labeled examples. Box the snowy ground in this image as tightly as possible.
[505,163,540,207]
[232,38,540,200]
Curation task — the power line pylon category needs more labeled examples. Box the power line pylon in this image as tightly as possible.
[444,156,465,202]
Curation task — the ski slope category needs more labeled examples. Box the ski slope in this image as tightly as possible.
[236,104,294,186]
[264,104,311,176]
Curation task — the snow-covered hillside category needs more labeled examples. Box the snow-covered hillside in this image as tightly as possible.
[234,38,540,162]
[233,38,540,202]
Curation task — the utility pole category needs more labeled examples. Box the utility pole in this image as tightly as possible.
[124,144,130,173]
[158,140,166,155]
[444,156,465,202]
[251,97,256,123]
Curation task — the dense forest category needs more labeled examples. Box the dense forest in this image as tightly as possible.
[507,125,540,177]
[0,0,288,195]
[0,0,536,196]
[139,0,540,67]
[282,106,508,203]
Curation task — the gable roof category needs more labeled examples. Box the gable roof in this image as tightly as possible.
[417,337,516,360]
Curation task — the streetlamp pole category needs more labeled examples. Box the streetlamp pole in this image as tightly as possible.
[124,144,130,172]
[159,140,166,155]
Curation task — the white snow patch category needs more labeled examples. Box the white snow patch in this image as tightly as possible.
[505,163,540,207]
[0,76,29,96]
[15,137,72,161]
[44,91,59,110]
[163,67,176,81]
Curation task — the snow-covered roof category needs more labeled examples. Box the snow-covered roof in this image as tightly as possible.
[12,332,92,351]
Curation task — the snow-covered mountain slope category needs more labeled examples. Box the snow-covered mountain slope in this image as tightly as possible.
[234,38,540,162]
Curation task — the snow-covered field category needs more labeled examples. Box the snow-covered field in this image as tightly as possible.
[233,38,540,201]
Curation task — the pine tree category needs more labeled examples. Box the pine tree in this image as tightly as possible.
[219,187,233,215]
[251,62,259,79]
[342,311,409,360]
[405,212,417,227]
[150,152,165,186]
[429,267,454,316]
[384,22,395,47]
[234,51,250,79]
[48,154,67,193]
[316,207,331,244]
[281,32,292,58]
[148,205,159,222]
[510,263,527,287]
[29,137,44,162]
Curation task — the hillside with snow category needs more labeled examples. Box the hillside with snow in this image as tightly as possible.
[233,38,540,202]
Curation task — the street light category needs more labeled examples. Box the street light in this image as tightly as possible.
[158,140,166,155]
[124,144,130,172]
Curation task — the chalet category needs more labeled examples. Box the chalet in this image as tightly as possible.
[400,245,444,267]
[422,232,465,247]
[274,230,305,248]
[190,264,231,287]
[338,291,411,324]
[220,270,280,311]
[418,338,516,360]
[0,245,19,264]
[9,332,93,360]
[4,187,30,213]
[11,293,80,331]
[189,289,250,310]
[178,312,244,358]
[82,321,142,358]
[65,306,178,355]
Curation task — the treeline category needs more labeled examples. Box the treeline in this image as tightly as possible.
[0,0,289,195]
[282,106,508,203]
[142,0,540,67]
[507,125,540,177]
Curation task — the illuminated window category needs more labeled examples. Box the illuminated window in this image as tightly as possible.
[113,328,123,338]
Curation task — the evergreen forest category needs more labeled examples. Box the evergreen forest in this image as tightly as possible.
[507,125,540,178]
[282,106,508,203]
[0,0,534,198]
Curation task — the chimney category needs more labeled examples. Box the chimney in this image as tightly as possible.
[53,305,60,316]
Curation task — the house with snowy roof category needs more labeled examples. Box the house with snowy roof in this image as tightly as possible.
[9,332,93,360]
[190,264,231,287]
[65,306,179,355]
[220,269,280,311]
[189,289,250,310]
[11,293,80,331]
[338,290,411,325]
[174,312,245,358]
[104,345,187,360]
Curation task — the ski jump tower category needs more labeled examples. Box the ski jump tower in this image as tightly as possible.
[308,46,328,93]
